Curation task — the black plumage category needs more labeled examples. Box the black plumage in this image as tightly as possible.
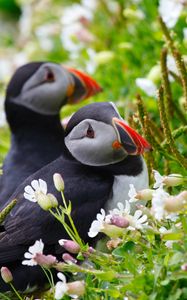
[0,102,150,291]
[0,62,101,209]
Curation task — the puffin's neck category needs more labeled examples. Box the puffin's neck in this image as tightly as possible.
[6,102,64,144]
[97,155,143,177]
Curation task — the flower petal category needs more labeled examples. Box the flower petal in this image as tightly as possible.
[24,185,35,195]
[24,193,37,202]
[57,272,66,283]
[39,179,47,194]
[31,180,40,191]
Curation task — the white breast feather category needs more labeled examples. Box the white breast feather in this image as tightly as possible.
[105,158,148,213]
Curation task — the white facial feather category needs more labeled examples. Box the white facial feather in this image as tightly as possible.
[65,119,127,166]
[11,63,73,115]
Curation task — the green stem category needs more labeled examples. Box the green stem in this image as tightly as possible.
[0,292,11,300]
[157,86,187,168]
[41,267,53,289]
[61,192,84,247]
[160,48,173,121]
[9,283,23,300]
[49,209,77,242]
[0,199,17,224]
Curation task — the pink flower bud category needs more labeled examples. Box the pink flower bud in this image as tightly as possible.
[53,173,64,192]
[110,215,129,228]
[181,263,187,271]
[62,253,77,264]
[67,280,85,297]
[34,253,57,268]
[1,267,13,283]
[59,239,80,254]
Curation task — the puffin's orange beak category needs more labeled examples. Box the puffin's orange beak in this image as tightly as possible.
[65,67,102,104]
[112,117,152,155]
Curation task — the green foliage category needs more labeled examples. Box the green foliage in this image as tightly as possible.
[0,0,187,299]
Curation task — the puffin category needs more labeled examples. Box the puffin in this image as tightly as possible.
[0,62,102,209]
[0,102,151,292]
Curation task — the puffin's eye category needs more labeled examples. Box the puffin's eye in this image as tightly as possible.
[45,68,55,82]
[86,125,94,138]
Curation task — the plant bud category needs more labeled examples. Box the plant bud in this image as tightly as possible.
[67,280,85,298]
[147,65,161,83]
[59,239,80,254]
[107,238,122,250]
[181,263,187,271]
[94,51,114,65]
[163,174,184,187]
[47,193,58,208]
[110,215,129,228]
[62,253,77,264]
[164,195,184,212]
[136,189,154,201]
[1,267,13,283]
[53,173,65,191]
[34,253,57,268]
[37,192,55,211]
[102,223,124,238]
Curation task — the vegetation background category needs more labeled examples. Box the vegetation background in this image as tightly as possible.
[0,0,187,299]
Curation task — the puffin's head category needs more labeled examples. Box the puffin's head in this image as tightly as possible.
[5,62,102,115]
[65,102,152,166]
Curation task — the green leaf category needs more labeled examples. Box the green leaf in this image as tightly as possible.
[112,241,135,257]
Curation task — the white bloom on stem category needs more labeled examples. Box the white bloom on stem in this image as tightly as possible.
[24,179,47,202]
[128,184,138,203]
[88,208,106,238]
[128,210,148,230]
[55,272,68,300]
[153,170,164,189]
[151,186,169,221]
[85,48,97,74]
[135,78,157,97]
[153,170,184,189]
[22,239,44,266]
[110,201,131,217]
[158,0,183,28]
[109,201,147,231]
[61,4,93,26]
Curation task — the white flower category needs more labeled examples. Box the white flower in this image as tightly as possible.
[151,187,169,221]
[55,273,68,300]
[61,4,93,26]
[85,48,97,74]
[24,179,47,202]
[88,208,106,238]
[110,201,131,217]
[109,201,147,231]
[128,210,148,230]
[158,0,183,28]
[81,0,98,10]
[22,239,44,266]
[128,184,138,203]
[135,78,157,97]
[153,170,164,189]
[153,170,184,189]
